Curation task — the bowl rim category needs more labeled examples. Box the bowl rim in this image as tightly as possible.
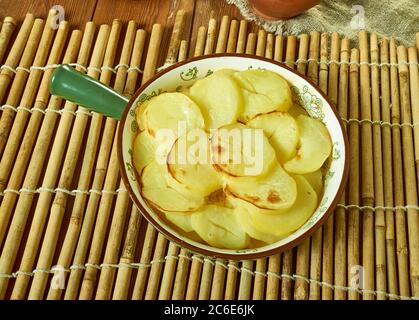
[117,53,350,260]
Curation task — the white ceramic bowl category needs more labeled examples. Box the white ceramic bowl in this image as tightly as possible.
[118,54,349,259]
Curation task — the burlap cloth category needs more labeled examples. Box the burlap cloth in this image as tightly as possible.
[227,0,418,45]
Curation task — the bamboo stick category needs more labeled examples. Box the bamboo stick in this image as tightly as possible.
[389,38,410,297]
[166,10,185,64]
[274,35,283,62]
[0,17,16,64]
[171,249,191,300]
[311,32,329,300]
[236,20,247,54]
[370,33,387,300]
[126,24,164,300]
[296,34,308,75]
[245,33,256,55]
[398,46,419,298]
[226,20,238,53]
[265,33,274,59]
[334,37,349,301]
[255,29,266,57]
[112,206,142,300]
[0,18,44,159]
[407,48,419,191]
[238,260,253,300]
[252,258,266,300]
[185,255,203,299]
[347,48,360,300]
[266,254,281,300]
[0,14,34,104]
[215,15,229,53]
[293,33,310,301]
[193,26,206,57]
[281,34,297,301]
[359,31,375,300]
[94,27,147,301]
[210,259,227,300]
[27,22,120,300]
[284,35,296,68]
[197,259,214,300]
[224,261,239,299]
[204,18,217,55]
[416,32,419,52]
[379,38,398,299]
[318,33,328,93]
[0,12,60,200]
[0,24,91,300]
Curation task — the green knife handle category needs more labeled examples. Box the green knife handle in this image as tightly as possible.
[50,64,129,119]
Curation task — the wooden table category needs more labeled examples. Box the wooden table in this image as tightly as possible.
[0,0,259,61]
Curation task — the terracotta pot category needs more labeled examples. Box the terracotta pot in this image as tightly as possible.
[248,0,320,20]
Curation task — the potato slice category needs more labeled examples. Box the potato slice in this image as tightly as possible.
[164,211,194,233]
[211,123,276,177]
[247,112,299,163]
[225,163,297,210]
[288,103,308,118]
[191,204,249,249]
[167,129,222,195]
[284,115,332,174]
[141,92,205,138]
[140,161,205,212]
[189,72,243,129]
[229,196,281,244]
[303,169,323,197]
[233,69,293,122]
[237,175,318,238]
[132,131,156,175]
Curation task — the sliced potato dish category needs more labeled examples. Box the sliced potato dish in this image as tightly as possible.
[191,204,249,249]
[233,69,293,122]
[167,129,222,195]
[140,92,205,138]
[247,112,299,163]
[140,161,205,212]
[189,71,243,129]
[164,211,194,233]
[303,169,323,197]
[284,115,332,174]
[132,130,156,174]
[225,163,297,210]
[232,175,318,239]
[132,68,331,250]
[210,123,276,177]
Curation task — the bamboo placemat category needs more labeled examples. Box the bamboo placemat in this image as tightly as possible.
[0,9,418,300]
